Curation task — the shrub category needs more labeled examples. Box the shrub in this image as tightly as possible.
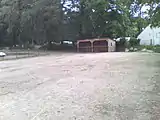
[154,46,160,53]
[139,45,160,53]
[116,37,127,52]
[129,37,140,48]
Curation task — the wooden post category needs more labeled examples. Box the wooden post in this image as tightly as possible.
[28,48,29,57]
[38,49,40,56]
[77,42,79,52]
[16,51,18,59]
[91,41,94,52]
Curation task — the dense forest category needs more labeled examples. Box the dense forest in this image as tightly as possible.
[0,0,159,47]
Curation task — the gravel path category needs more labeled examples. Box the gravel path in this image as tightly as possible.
[0,52,160,120]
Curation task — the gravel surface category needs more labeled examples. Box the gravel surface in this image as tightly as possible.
[0,52,160,120]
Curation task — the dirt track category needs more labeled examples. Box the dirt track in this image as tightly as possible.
[0,52,160,120]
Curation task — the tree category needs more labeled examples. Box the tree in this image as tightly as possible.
[136,0,160,26]
[0,0,63,47]
[0,0,159,48]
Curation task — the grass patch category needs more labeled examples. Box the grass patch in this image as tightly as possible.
[138,45,160,53]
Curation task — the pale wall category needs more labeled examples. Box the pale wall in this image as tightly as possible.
[138,25,160,45]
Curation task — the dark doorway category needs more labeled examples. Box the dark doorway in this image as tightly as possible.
[93,40,108,52]
[79,41,92,52]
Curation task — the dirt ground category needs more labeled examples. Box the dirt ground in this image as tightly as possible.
[0,52,160,120]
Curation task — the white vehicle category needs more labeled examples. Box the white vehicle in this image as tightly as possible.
[0,52,6,57]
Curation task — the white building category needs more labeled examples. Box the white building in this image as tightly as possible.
[138,25,160,45]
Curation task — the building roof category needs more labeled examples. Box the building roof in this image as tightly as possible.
[137,25,160,45]
[138,25,160,39]
[77,38,114,43]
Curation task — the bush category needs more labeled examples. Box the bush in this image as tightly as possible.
[154,46,160,53]
[139,45,160,53]
[116,37,141,52]
[129,37,140,48]
[140,45,154,50]
[119,37,126,45]
[116,37,126,52]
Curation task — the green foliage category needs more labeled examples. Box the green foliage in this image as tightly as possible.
[0,0,159,48]
[141,45,154,50]
[154,46,160,53]
[0,0,63,47]
[129,37,140,48]
[140,45,160,53]
[65,0,135,39]
[119,37,127,46]
[62,0,152,40]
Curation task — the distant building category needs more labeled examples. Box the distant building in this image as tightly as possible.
[77,38,116,52]
[138,25,160,45]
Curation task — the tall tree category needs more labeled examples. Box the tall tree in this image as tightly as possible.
[0,0,63,47]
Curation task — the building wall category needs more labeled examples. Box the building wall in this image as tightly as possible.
[108,40,116,52]
[138,25,160,45]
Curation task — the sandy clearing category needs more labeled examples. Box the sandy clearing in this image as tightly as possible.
[0,52,160,120]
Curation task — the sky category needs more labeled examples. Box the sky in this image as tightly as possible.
[135,5,150,18]
[62,0,79,12]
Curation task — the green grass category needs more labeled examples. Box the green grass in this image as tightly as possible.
[139,45,160,53]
